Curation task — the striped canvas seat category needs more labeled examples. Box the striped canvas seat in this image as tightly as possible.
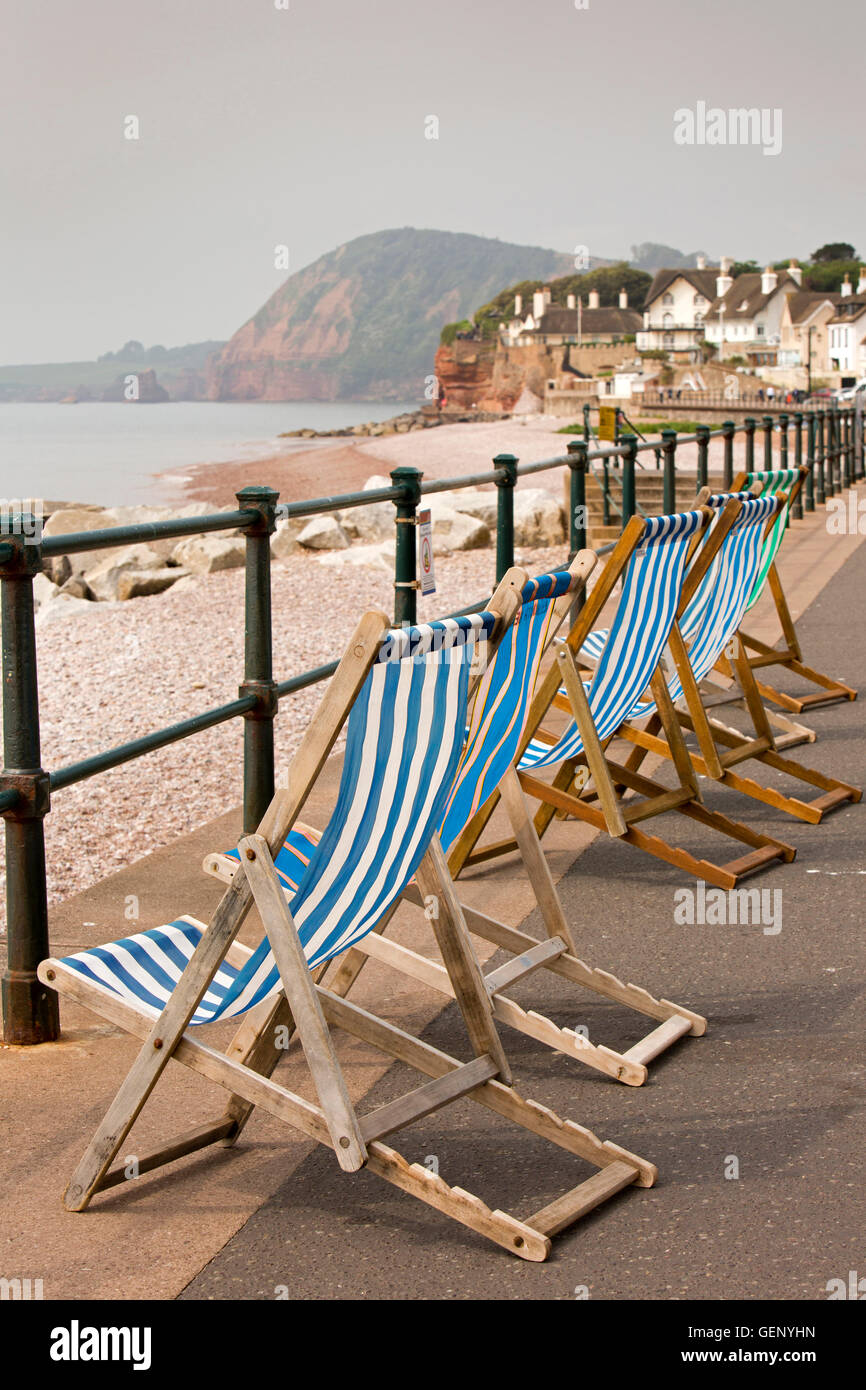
[438,571,574,854]
[576,492,755,669]
[519,510,705,771]
[628,494,777,717]
[58,613,494,1025]
[736,468,799,610]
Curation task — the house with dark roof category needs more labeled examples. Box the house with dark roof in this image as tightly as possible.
[636,256,720,359]
[701,262,809,365]
[503,286,641,346]
[778,290,839,376]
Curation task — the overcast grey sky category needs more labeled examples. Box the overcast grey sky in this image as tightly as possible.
[2,0,862,362]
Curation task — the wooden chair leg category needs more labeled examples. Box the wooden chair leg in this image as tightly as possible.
[61,870,258,1211]
[240,834,367,1171]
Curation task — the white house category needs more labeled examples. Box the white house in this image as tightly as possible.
[703,263,804,363]
[636,256,720,359]
[827,293,866,377]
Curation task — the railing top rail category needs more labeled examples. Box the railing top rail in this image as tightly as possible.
[41,506,259,558]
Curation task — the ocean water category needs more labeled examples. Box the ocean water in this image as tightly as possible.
[0,400,419,507]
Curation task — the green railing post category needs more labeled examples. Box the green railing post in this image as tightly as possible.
[583,402,592,445]
[662,429,677,514]
[804,413,815,512]
[744,417,756,475]
[722,419,735,490]
[390,465,421,626]
[236,486,279,835]
[792,413,804,519]
[566,440,588,558]
[696,424,710,492]
[844,409,853,488]
[857,401,865,481]
[621,433,637,527]
[778,414,790,526]
[0,516,58,1044]
[493,453,518,582]
[816,411,826,504]
[762,415,774,470]
[601,458,611,527]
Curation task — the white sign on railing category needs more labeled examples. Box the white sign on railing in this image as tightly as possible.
[418,509,436,595]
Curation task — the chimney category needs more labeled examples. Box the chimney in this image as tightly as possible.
[618,288,628,308]
[787,260,802,287]
[566,293,576,310]
[761,265,778,295]
[716,269,733,298]
[532,289,546,320]
[543,286,552,307]
[719,255,733,274]
[588,289,600,309]
[696,254,707,270]
[841,274,852,298]
[858,267,866,295]
[514,293,522,316]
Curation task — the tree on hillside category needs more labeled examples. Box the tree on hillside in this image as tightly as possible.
[731,260,760,277]
[812,242,856,263]
[803,259,862,293]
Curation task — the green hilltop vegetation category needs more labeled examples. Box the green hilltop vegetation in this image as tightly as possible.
[442,262,653,344]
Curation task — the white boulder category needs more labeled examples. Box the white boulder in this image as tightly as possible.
[171,535,246,573]
[428,502,489,553]
[85,545,165,601]
[296,515,349,550]
[318,539,396,572]
[513,488,566,546]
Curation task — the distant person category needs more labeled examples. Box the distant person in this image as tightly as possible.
[767,386,775,402]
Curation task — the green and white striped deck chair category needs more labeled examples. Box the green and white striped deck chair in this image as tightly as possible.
[616,490,861,826]
[727,464,857,712]
[40,579,655,1262]
[209,557,707,1088]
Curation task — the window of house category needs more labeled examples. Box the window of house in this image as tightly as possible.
[663,333,674,348]
[662,312,673,329]
[695,313,704,328]
[662,292,674,305]
[694,294,705,306]
[756,325,765,337]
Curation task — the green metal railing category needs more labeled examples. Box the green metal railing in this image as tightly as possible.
[1,406,861,1042]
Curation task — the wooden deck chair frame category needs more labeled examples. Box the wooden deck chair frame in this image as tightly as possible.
[687,483,817,753]
[39,580,656,1263]
[207,555,709,1089]
[452,509,796,893]
[615,492,862,826]
[726,463,857,713]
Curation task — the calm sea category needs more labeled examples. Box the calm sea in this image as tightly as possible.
[0,401,419,507]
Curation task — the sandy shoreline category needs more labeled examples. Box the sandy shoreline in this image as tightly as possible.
[173,414,736,510]
[175,417,582,507]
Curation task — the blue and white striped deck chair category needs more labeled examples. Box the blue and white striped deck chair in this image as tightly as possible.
[40,593,655,1261]
[496,509,797,890]
[729,463,856,713]
[211,560,706,1088]
[623,491,861,826]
